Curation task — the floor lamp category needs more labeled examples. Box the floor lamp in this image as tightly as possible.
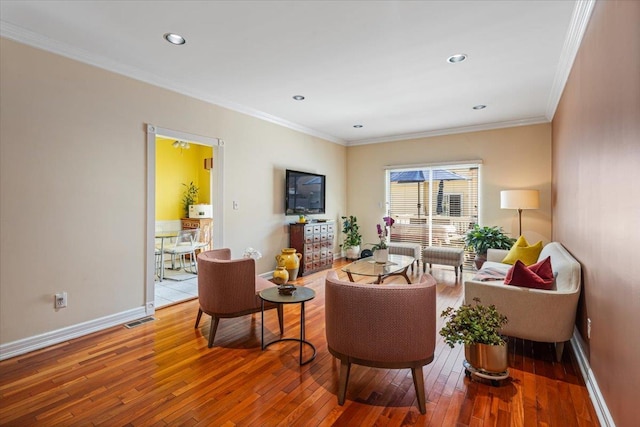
[500,190,540,236]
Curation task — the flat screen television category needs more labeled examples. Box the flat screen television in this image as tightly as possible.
[285,169,326,215]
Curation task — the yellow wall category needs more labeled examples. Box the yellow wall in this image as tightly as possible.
[155,137,212,220]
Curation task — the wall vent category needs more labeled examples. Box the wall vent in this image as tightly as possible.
[124,317,156,329]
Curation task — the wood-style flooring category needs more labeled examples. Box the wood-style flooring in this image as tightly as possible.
[0,260,600,426]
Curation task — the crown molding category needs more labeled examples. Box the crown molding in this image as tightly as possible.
[346,116,550,146]
[545,0,596,120]
[0,21,345,145]
[2,4,584,148]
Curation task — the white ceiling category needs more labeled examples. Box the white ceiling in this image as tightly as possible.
[0,1,594,145]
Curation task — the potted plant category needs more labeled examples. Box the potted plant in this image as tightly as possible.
[341,215,362,260]
[464,224,514,269]
[440,298,509,375]
[182,181,199,218]
[370,216,395,263]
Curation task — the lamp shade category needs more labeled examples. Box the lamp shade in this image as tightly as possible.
[500,190,539,210]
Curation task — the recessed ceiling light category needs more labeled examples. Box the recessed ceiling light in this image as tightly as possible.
[164,33,186,45]
[353,125,363,128]
[292,95,305,101]
[473,104,487,110]
[447,54,467,64]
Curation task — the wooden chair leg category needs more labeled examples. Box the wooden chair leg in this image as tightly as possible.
[277,304,284,335]
[208,316,220,348]
[337,359,351,405]
[411,366,426,414]
[195,308,203,328]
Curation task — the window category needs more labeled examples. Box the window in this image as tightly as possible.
[387,164,480,269]
[443,194,462,217]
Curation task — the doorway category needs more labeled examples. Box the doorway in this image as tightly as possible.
[145,124,224,316]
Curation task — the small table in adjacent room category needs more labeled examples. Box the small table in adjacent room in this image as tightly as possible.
[342,254,415,284]
[259,286,317,365]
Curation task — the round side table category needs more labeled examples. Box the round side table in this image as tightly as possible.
[259,286,316,365]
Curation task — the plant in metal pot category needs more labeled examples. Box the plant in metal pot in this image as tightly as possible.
[341,215,362,259]
[464,224,514,269]
[440,298,509,374]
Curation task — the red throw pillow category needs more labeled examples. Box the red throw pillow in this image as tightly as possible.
[504,257,554,290]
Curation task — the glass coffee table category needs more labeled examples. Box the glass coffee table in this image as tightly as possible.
[342,254,414,284]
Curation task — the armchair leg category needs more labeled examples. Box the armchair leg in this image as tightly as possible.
[208,316,220,348]
[555,341,565,362]
[411,366,426,414]
[277,304,284,335]
[337,359,351,405]
[195,308,203,328]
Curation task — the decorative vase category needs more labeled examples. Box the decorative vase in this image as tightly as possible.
[373,248,388,263]
[345,245,360,260]
[272,266,289,285]
[464,343,508,374]
[474,254,487,270]
[276,248,302,280]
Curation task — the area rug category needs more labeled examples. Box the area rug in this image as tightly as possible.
[162,268,197,281]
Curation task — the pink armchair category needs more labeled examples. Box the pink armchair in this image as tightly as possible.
[195,249,283,348]
[324,271,437,414]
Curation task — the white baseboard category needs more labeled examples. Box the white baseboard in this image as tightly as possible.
[571,328,616,427]
[0,307,148,361]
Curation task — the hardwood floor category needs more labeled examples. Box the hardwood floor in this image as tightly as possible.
[0,260,600,426]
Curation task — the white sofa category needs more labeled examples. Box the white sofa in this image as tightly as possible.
[464,242,581,361]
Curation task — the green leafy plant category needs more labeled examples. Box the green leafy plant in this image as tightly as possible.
[464,224,514,256]
[182,181,199,217]
[341,215,362,249]
[440,298,508,348]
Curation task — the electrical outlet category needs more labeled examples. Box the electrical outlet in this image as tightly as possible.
[55,292,67,309]
[233,201,239,210]
[587,318,592,339]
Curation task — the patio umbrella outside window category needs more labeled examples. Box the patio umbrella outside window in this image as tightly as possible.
[390,169,467,217]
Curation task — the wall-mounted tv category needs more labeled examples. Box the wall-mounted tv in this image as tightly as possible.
[285,169,326,215]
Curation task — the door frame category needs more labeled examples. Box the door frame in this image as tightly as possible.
[145,124,225,315]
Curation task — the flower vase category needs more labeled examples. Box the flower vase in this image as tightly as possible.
[272,266,289,285]
[276,248,302,280]
[373,249,388,263]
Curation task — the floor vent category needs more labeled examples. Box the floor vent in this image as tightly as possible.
[124,317,156,329]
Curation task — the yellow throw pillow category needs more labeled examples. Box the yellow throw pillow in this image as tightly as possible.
[501,236,543,266]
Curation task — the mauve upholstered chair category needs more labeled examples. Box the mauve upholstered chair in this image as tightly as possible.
[324,271,437,414]
[195,249,283,348]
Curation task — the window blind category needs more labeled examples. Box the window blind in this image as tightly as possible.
[387,165,480,270]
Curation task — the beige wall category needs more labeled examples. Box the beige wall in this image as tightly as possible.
[346,124,552,247]
[552,1,639,425]
[0,38,346,344]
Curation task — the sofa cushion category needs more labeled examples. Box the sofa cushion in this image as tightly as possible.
[504,257,554,290]
[502,236,543,266]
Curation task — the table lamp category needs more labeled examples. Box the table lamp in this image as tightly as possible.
[500,190,540,236]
